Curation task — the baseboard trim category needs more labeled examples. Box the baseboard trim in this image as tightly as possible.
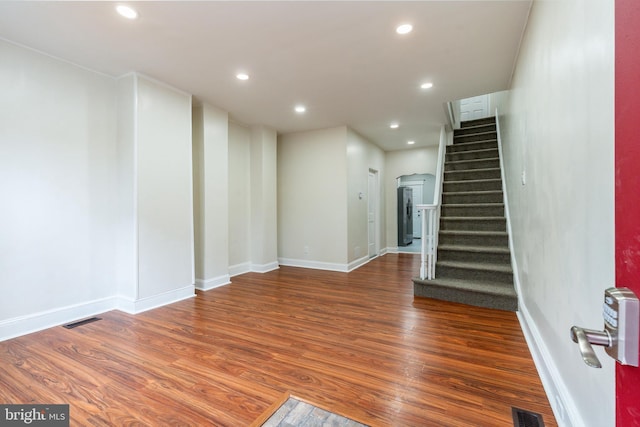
[195,275,231,291]
[517,304,580,427]
[117,285,196,314]
[0,296,119,342]
[229,262,251,277]
[347,255,370,272]
[278,258,349,273]
[251,261,280,273]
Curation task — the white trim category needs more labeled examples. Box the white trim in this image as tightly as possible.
[229,262,251,277]
[386,247,399,254]
[379,247,388,256]
[195,275,231,291]
[132,72,193,98]
[0,36,116,79]
[278,258,349,273]
[347,255,370,272]
[0,296,119,342]
[251,261,280,273]
[517,306,579,427]
[117,285,195,315]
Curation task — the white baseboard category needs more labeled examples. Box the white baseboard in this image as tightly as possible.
[386,247,399,254]
[117,285,196,314]
[195,274,231,291]
[517,304,581,427]
[379,248,388,256]
[347,255,370,272]
[0,296,119,342]
[229,262,251,277]
[251,261,280,273]
[278,258,349,272]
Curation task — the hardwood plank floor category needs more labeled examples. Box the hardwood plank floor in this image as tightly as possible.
[0,254,556,426]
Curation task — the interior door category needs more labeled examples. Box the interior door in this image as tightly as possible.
[615,1,640,424]
[460,95,489,121]
[367,171,377,258]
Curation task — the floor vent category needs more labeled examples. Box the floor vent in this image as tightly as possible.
[63,317,101,329]
[512,407,544,427]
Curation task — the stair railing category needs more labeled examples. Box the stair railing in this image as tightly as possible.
[417,124,448,280]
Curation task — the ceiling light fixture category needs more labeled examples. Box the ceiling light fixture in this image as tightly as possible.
[396,24,413,35]
[421,82,434,89]
[390,123,399,129]
[294,105,306,114]
[408,140,415,145]
[116,5,138,20]
[236,73,249,81]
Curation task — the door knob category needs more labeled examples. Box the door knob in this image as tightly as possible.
[569,287,639,368]
[569,326,611,368]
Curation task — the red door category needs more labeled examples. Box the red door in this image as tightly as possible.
[616,0,640,425]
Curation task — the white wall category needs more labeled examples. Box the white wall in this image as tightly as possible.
[193,103,230,289]
[500,0,614,425]
[278,127,348,270]
[250,126,279,272]
[228,121,251,274]
[116,74,137,301]
[136,76,194,301]
[116,74,195,312]
[0,40,118,338]
[384,147,439,250]
[347,128,385,265]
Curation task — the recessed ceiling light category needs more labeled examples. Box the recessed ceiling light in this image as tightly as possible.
[408,140,415,145]
[396,24,413,35]
[294,105,306,114]
[116,5,138,20]
[236,73,249,81]
[421,82,434,89]
[390,123,399,129]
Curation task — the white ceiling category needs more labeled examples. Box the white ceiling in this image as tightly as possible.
[0,1,531,151]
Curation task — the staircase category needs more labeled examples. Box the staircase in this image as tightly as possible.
[413,117,517,311]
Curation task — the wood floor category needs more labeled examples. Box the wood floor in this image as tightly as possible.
[0,254,556,426]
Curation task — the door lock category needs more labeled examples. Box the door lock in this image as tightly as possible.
[570,287,639,368]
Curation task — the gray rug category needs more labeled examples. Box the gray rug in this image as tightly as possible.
[260,397,368,427]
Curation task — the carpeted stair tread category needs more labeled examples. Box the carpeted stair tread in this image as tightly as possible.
[439,229,507,237]
[446,157,500,165]
[460,117,496,127]
[414,277,516,296]
[454,130,497,140]
[414,278,518,311]
[445,178,502,185]
[444,167,501,177]
[446,149,499,163]
[437,260,513,274]
[440,202,504,208]
[438,244,510,254]
[443,190,503,197]
[448,139,498,149]
[454,123,496,135]
[440,216,506,221]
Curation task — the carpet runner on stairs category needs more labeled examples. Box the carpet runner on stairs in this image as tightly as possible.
[413,116,518,311]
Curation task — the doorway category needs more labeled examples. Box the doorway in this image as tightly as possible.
[397,173,436,250]
[460,95,489,121]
